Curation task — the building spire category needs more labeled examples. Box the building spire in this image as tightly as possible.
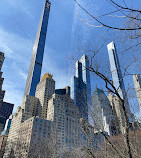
[24,0,51,97]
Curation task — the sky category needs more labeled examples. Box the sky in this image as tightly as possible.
[0,0,141,116]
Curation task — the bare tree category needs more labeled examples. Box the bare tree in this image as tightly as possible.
[74,0,141,31]
[75,46,141,158]
[73,0,141,58]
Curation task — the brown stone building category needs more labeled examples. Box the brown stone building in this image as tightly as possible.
[0,134,8,158]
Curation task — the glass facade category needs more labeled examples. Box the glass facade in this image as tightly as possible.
[24,0,51,97]
[0,102,14,132]
[107,42,131,115]
[80,55,91,107]
[71,55,91,120]
[0,102,14,120]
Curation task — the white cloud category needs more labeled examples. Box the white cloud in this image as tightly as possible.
[3,80,23,114]
[0,27,32,112]
[19,70,27,80]
[5,0,33,17]
[0,30,14,57]
[0,27,33,63]
[71,0,99,54]
[0,27,73,113]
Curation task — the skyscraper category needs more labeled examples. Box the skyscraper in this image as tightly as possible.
[107,42,131,115]
[0,52,14,132]
[108,93,125,134]
[80,55,91,107]
[24,0,51,97]
[35,73,55,118]
[0,52,5,105]
[92,88,116,135]
[0,102,14,120]
[4,72,100,157]
[47,92,81,150]
[71,55,91,120]
[133,74,141,111]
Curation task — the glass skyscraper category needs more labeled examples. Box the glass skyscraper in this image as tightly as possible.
[80,55,91,107]
[71,55,91,120]
[24,0,51,97]
[107,42,131,115]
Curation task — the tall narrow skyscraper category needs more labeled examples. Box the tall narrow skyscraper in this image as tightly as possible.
[92,88,117,136]
[24,0,51,97]
[71,55,91,120]
[80,55,91,107]
[133,74,141,111]
[107,42,131,115]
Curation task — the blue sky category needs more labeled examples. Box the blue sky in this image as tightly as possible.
[0,0,141,116]
[0,0,75,112]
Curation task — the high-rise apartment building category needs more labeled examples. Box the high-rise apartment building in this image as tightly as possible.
[3,73,54,157]
[21,95,41,117]
[24,0,51,97]
[55,86,70,96]
[79,55,91,107]
[0,51,5,106]
[0,51,5,131]
[0,52,5,69]
[107,42,131,116]
[92,88,117,135]
[0,134,8,158]
[0,52,14,132]
[4,115,52,158]
[17,117,52,158]
[133,74,141,111]
[2,115,13,135]
[0,117,6,133]
[35,73,55,118]
[0,102,14,132]
[4,92,42,157]
[71,55,91,120]
[47,92,81,150]
[0,102,14,120]
[4,0,52,154]
[3,107,25,158]
[0,52,5,130]
[0,115,13,157]
[3,100,40,158]
[108,93,124,133]
[4,71,101,157]
[47,91,101,152]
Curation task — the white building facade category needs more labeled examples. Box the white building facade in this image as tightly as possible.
[133,74,141,112]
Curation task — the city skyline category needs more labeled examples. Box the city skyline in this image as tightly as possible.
[0,0,75,113]
[0,0,141,158]
[0,0,141,118]
[0,1,141,157]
